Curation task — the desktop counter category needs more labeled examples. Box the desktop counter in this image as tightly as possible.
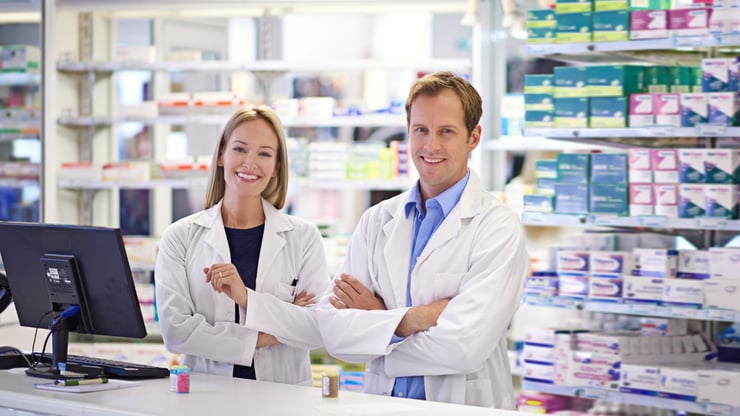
[0,369,523,416]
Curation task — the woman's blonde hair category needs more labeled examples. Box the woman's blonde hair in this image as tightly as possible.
[203,105,289,210]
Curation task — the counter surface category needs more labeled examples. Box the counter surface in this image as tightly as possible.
[0,369,522,416]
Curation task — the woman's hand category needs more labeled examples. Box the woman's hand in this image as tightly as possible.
[256,332,280,348]
[292,290,316,307]
[204,264,248,307]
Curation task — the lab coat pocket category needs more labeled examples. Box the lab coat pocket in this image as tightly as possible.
[464,378,493,408]
[432,272,464,300]
[275,281,296,303]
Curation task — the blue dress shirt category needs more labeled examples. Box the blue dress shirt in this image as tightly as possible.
[391,170,470,400]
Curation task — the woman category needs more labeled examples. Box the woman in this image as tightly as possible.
[155,105,329,385]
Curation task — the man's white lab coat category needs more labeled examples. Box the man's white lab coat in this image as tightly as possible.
[155,199,328,385]
[317,171,529,408]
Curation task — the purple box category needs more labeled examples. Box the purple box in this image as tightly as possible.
[654,93,681,127]
[629,93,655,127]
[630,10,668,39]
[668,8,712,36]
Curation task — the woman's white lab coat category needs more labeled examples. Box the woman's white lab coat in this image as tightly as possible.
[316,171,529,408]
[155,199,329,385]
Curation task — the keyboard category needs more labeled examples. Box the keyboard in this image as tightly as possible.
[39,354,170,379]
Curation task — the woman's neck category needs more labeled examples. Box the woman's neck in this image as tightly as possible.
[221,194,265,229]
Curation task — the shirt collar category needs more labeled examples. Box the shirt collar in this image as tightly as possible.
[404,170,470,219]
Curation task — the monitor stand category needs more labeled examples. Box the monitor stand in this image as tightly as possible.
[25,314,103,380]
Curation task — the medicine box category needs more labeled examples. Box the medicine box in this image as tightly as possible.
[679,93,708,127]
[554,97,590,127]
[527,9,557,28]
[555,0,594,14]
[535,159,558,179]
[663,278,703,308]
[653,93,681,127]
[554,183,590,214]
[524,194,555,213]
[629,148,653,183]
[705,184,739,219]
[593,10,630,41]
[629,0,671,10]
[590,183,629,215]
[667,8,711,37]
[708,246,740,280]
[668,67,692,93]
[629,94,654,127]
[624,276,664,304]
[645,66,669,93]
[556,12,593,43]
[629,183,654,216]
[590,96,629,128]
[554,67,588,98]
[591,153,628,183]
[524,74,555,94]
[632,248,677,278]
[630,10,668,39]
[707,92,739,126]
[704,148,740,184]
[525,93,555,111]
[676,249,710,279]
[702,58,731,92]
[589,277,624,301]
[557,153,590,183]
[651,148,679,183]
[678,184,706,218]
[595,0,628,10]
[525,110,554,128]
[678,148,707,183]
[1,45,40,72]
[586,65,645,97]
[528,27,557,43]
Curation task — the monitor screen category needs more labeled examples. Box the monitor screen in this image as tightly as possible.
[0,221,146,378]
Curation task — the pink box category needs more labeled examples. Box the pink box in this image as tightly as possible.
[629,94,655,127]
[654,93,681,127]
[629,149,653,183]
[654,184,679,218]
[651,149,680,183]
[630,10,668,39]
[630,183,655,216]
[668,8,712,36]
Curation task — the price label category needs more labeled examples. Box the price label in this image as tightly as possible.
[526,45,551,55]
[523,212,549,224]
[577,387,607,400]
[704,309,737,321]
[590,215,622,226]
[704,403,732,416]
[552,297,577,309]
[697,124,728,136]
[667,307,698,319]
[674,35,705,47]
[646,127,673,136]
[717,34,740,47]
[524,296,551,307]
[639,216,668,227]
[631,304,658,315]
[697,218,727,230]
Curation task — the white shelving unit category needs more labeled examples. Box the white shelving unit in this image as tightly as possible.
[522,212,734,231]
[524,126,740,138]
[526,33,740,56]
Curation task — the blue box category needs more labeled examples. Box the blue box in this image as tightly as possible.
[555,183,590,214]
[589,183,629,215]
[557,153,591,183]
[591,153,628,183]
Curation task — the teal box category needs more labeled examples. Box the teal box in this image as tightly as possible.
[524,74,554,94]
[528,27,556,43]
[554,67,588,97]
[527,9,557,28]
[556,12,592,43]
[524,194,555,213]
[555,183,590,214]
[589,183,629,215]
[557,153,591,183]
[646,66,669,93]
[525,93,555,111]
[525,110,554,127]
[536,177,557,195]
[554,97,589,128]
[690,67,703,93]
[589,96,628,128]
[556,0,593,14]
[628,0,670,10]
[590,153,628,183]
[669,66,692,93]
[585,65,645,97]
[535,159,558,179]
[594,0,628,10]
[593,10,630,42]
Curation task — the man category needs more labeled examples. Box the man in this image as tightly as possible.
[316,71,529,409]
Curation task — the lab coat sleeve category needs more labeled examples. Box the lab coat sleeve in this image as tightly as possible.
[155,223,259,367]
[316,210,410,363]
[244,224,329,350]
[383,208,529,377]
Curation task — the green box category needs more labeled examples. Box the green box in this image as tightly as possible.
[524,74,554,94]
[524,194,555,213]
[556,0,593,14]
[557,152,591,183]
[589,183,628,215]
[556,12,592,43]
[589,96,629,128]
[527,9,557,28]
[593,10,630,42]
[554,97,590,127]
[554,66,588,97]
[525,110,554,127]
[628,0,670,10]
[668,66,692,93]
[528,27,556,43]
[525,93,555,111]
[585,65,645,97]
[646,66,669,93]
[690,66,703,93]
[594,0,628,10]
[535,159,558,179]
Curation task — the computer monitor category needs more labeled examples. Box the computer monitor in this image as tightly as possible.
[0,221,146,379]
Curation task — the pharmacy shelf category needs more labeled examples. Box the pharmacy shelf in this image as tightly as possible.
[57,179,193,190]
[526,34,740,56]
[522,381,739,416]
[483,136,613,152]
[58,113,406,128]
[293,177,412,191]
[56,58,472,74]
[523,126,740,139]
[521,212,738,231]
[0,72,41,86]
[0,178,39,187]
[522,295,740,322]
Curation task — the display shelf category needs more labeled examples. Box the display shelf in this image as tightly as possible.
[521,381,739,416]
[521,212,737,231]
[523,295,740,322]
[483,135,613,152]
[526,34,740,56]
[523,126,740,139]
[57,178,193,190]
[57,58,472,74]
[58,113,407,128]
[0,178,38,187]
[292,177,412,191]
[0,72,41,86]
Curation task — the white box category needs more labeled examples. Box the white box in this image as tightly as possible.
[704,149,740,184]
[629,94,655,126]
[651,148,679,183]
[654,93,682,127]
[677,249,710,279]
[679,183,706,218]
[632,248,677,278]
[589,277,624,302]
[697,365,740,407]
[708,247,740,280]
[1,45,40,72]
[654,184,679,218]
[629,184,654,216]
[620,363,660,395]
[663,278,703,308]
[658,365,699,401]
[523,362,555,383]
[629,149,653,183]
[523,344,556,364]
[557,251,590,274]
[590,251,634,276]
[568,351,621,391]
[703,279,740,309]
[624,276,664,304]
[705,184,739,218]
[678,148,707,183]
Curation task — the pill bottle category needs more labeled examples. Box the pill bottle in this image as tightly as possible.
[322,369,339,398]
[176,366,190,394]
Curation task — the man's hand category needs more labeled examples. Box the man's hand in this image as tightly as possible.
[330,273,386,311]
[293,290,316,307]
[256,332,280,348]
[395,298,450,337]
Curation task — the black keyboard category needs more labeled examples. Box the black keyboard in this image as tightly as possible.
[41,354,170,379]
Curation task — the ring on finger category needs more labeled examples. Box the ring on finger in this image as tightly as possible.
[218,271,223,280]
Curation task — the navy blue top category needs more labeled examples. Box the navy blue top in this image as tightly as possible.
[225,224,264,380]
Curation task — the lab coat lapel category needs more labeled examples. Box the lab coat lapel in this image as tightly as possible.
[256,199,289,292]
[195,202,230,264]
[382,198,414,309]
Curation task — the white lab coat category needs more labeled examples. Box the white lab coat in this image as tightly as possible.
[316,171,529,408]
[155,199,329,385]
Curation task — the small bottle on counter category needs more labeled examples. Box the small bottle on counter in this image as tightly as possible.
[321,369,339,398]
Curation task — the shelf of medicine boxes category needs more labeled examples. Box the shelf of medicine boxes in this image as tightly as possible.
[522,294,740,323]
[526,34,740,56]
[521,381,740,416]
[57,177,411,191]
[521,212,738,231]
[0,72,40,86]
[523,126,740,139]
[482,135,615,152]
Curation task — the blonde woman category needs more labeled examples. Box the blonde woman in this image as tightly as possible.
[155,105,328,385]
